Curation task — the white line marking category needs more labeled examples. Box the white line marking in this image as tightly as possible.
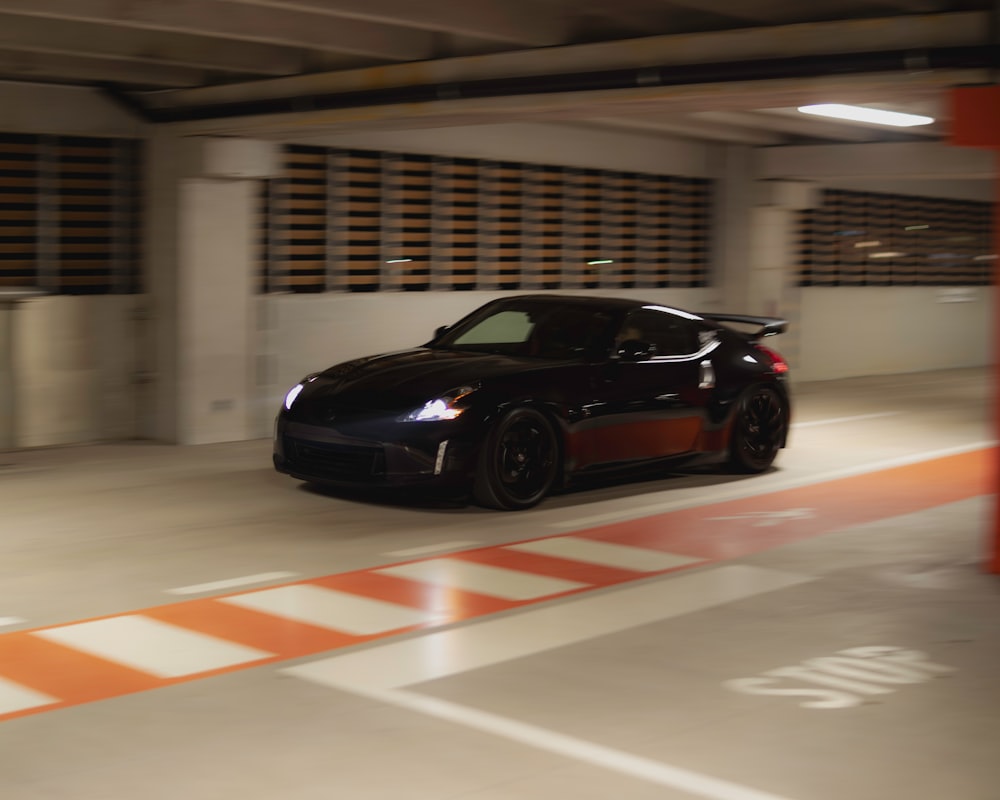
[0,676,57,716]
[284,565,810,800]
[357,688,797,800]
[707,509,816,527]
[33,616,273,679]
[377,558,587,601]
[0,617,26,628]
[507,537,703,572]
[165,571,300,596]
[385,541,480,558]
[792,411,900,428]
[284,565,812,692]
[220,584,436,635]
[551,440,994,529]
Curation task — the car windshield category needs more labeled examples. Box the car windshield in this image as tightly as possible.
[432,302,616,360]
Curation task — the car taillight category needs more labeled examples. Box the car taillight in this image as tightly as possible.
[754,344,789,374]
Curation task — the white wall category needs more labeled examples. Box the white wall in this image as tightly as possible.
[6,295,146,448]
[794,286,992,382]
[756,141,994,183]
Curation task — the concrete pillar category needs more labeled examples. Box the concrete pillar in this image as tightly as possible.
[711,145,754,312]
[747,179,818,372]
[0,288,45,450]
[145,134,280,445]
[713,143,815,371]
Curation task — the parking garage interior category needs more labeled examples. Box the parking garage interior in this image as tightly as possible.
[0,2,998,798]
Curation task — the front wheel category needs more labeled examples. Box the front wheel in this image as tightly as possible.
[727,385,787,473]
[473,408,559,510]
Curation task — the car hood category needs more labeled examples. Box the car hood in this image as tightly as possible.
[291,347,550,415]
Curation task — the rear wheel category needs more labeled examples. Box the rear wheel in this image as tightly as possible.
[728,385,787,473]
[474,408,558,510]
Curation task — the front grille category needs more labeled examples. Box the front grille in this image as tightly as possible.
[284,436,386,482]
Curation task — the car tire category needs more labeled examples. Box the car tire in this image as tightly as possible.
[473,408,559,510]
[727,384,787,473]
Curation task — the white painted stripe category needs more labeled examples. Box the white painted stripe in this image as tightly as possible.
[165,571,300,596]
[551,440,994,529]
[284,565,812,692]
[359,688,797,800]
[507,537,702,572]
[219,584,435,635]
[385,541,480,558]
[0,676,57,716]
[0,616,26,628]
[378,558,587,601]
[792,411,899,428]
[33,616,273,679]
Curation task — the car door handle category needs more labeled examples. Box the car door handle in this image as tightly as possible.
[699,359,716,389]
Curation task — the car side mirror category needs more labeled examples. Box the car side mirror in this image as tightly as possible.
[434,325,450,339]
[617,339,657,361]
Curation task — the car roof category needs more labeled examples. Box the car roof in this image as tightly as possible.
[492,293,702,317]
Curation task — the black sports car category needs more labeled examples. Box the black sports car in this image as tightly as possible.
[274,294,791,510]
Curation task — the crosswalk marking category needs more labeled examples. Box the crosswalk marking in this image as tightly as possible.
[33,616,274,679]
[219,584,436,635]
[284,565,814,692]
[377,558,588,601]
[0,675,57,715]
[506,537,703,572]
[0,447,987,724]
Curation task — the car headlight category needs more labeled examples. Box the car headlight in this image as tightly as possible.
[283,374,319,411]
[399,385,477,422]
[284,383,304,410]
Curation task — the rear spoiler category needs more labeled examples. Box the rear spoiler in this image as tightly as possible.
[700,313,788,340]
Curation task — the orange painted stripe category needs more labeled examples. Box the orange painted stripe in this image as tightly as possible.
[0,632,161,719]
[314,571,514,620]
[0,447,991,724]
[453,546,650,585]
[142,599,360,658]
[580,450,990,560]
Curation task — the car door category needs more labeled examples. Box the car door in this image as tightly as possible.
[572,307,715,468]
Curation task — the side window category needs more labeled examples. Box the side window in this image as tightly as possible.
[453,310,533,344]
[619,310,698,356]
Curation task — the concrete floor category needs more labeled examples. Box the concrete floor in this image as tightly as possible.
[0,368,997,800]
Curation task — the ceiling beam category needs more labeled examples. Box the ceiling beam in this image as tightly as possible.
[664,0,788,22]
[142,11,987,110]
[0,0,435,61]
[0,14,304,75]
[862,0,944,10]
[222,0,567,46]
[694,110,881,142]
[581,114,785,145]
[162,70,984,138]
[758,141,995,180]
[0,49,207,88]
[659,0,949,24]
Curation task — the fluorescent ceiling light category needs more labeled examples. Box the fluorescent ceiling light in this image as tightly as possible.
[797,104,934,127]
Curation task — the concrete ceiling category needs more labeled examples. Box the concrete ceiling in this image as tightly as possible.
[0,0,995,145]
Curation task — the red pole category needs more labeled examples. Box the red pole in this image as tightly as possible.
[992,151,1000,574]
[949,86,1000,574]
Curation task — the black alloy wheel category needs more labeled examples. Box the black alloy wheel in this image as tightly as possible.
[474,408,559,510]
[728,385,786,473]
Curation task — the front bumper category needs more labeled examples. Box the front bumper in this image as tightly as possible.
[273,418,479,488]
